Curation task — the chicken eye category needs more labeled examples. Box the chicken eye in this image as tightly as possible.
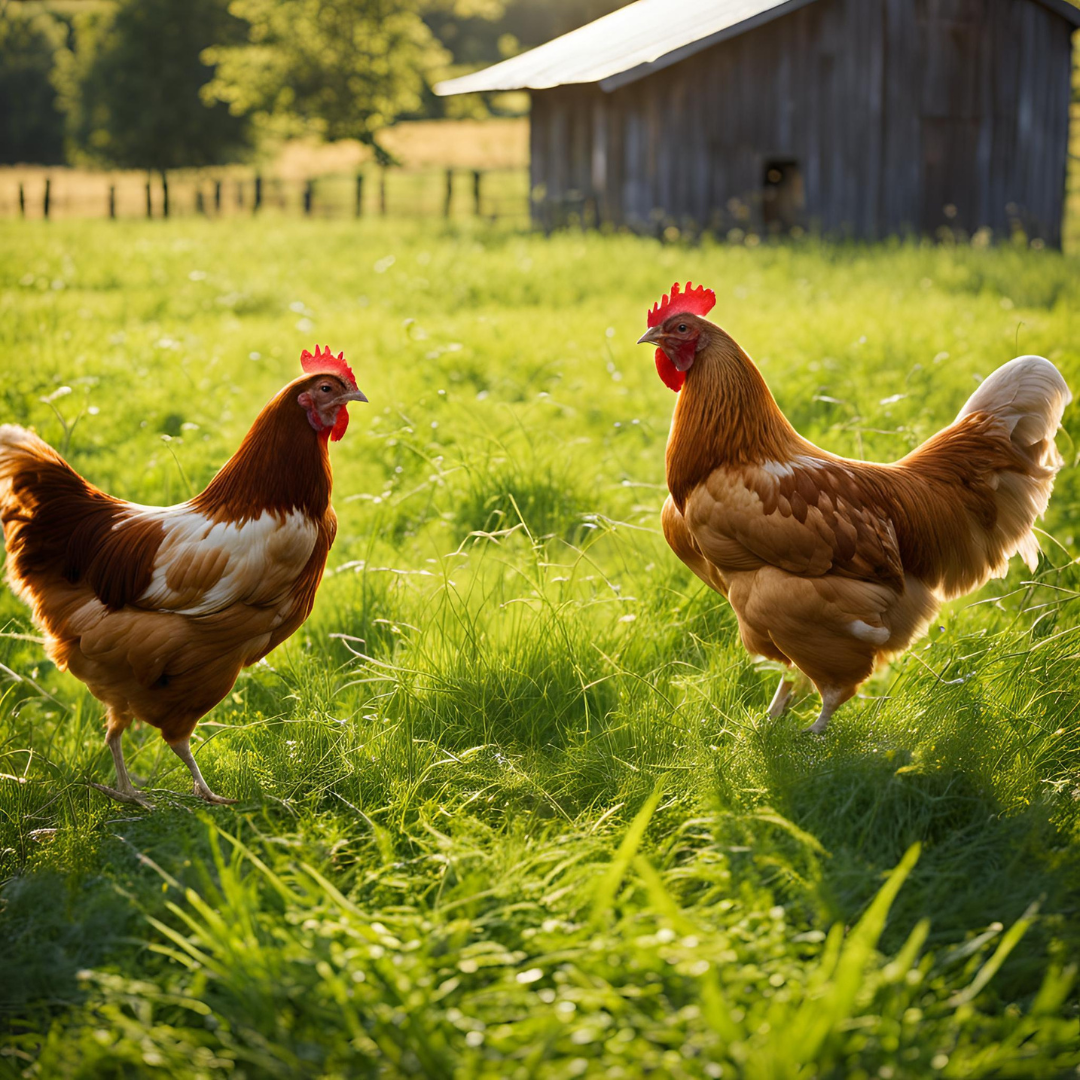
[320,383,332,393]
[677,323,688,333]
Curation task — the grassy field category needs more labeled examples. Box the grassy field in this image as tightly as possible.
[1,218,1079,1078]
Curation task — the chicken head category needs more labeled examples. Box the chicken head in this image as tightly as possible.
[297,344,368,441]
[636,281,717,392]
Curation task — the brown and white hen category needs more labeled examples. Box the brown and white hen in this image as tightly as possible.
[0,346,366,804]
[640,283,1070,733]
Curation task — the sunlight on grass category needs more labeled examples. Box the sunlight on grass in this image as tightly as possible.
[1,218,1079,1076]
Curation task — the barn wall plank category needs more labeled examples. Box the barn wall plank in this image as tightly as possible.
[540,0,1074,243]
[529,93,548,229]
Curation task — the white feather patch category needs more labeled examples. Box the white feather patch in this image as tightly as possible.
[849,620,890,645]
[136,507,318,615]
[761,460,794,478]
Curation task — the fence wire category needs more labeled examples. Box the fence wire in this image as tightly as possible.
[1,167,531,224]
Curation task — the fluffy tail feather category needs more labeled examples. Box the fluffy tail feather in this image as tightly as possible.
[898,356,1070,598]
[956,355,1070,576]
[0,424,119,601]
[956,355,1071,466]
[0,424,71,518]
[0,423,81,509]
[0,425,77,592]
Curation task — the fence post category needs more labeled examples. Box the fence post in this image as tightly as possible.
[236,179,245,209]
[472,170,482,217]
[254,174,262,213]
[379,168,387,216]
[161,171,169,218]
[146,178,152,218]
[444,168,453,218]
[303,179,314,216]
[43,178,51,220]
[214,180,222,214]
[108,185,116,219]
[196,189,205,215]
[18,183,24,217]
[355,173,364,217]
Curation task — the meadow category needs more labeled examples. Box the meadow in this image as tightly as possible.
[1,217,1079,1078]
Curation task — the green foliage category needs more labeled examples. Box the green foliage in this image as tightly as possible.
[203,0,451,160]
[53,0,251,172]
[1,220,1080,1076]
[0,5,67,166]
[11,828,1080,1079]
[426,0,626,72]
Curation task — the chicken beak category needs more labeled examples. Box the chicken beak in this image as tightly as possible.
[337,389,368,404]
[637,326,665,346]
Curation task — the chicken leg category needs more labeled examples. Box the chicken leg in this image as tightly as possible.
[169,738,237,805]
[766,670,811,719]
[767,677,795,718]
[801,686,855,736]
[90,711,153,808]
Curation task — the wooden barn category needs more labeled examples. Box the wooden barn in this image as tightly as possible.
[435,0,1080,245]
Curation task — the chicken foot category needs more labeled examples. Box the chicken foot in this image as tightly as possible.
[767,677,794,718]
[801,686,854,736]
[91,718,153,808]
[766,671,811,719]
[766,671,851,733]
[169,738,237,805]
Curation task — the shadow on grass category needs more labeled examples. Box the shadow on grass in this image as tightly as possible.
[715,710,1080,998]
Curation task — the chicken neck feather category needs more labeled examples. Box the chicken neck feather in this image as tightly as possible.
[665,328,804,512]
[194,376,334,522]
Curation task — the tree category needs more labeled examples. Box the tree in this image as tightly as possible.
[203,0,452,161]
[54,0,251,205]
[0,5,67,165]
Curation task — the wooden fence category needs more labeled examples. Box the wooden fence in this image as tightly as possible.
[6,158,1079,252]
[1,166,530,223]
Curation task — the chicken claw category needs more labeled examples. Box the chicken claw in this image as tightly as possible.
[799,688,845,736]
[171,738,236,806]
[194,784,237,806]
[94,720,154,807]
[90,782,154,809]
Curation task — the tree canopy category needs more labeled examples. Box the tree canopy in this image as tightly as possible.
[54,0,251,173]
[203,0,457,160]
[0,6,66,165]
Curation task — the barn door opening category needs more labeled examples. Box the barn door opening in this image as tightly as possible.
[762,160,804,232]
[916,0,982,236]
[920,119,979,235]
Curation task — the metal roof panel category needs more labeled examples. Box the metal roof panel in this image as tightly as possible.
[434,0,1080,97]
[433,0,816,95]
[1038,0,1080,26]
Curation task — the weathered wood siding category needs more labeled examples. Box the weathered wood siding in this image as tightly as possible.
[528,0,1074,244]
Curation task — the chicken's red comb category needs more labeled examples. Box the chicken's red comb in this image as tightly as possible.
[647,282,716,328]
[300,345,357,391]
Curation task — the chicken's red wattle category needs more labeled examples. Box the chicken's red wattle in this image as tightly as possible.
[655,349,685,392]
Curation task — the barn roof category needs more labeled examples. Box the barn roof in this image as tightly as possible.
[434,0,1080,96]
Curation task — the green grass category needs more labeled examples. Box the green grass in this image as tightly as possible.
[1,218,1079,1078]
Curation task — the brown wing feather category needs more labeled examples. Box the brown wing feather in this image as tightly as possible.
[661,496,729,597]
[685,460,905,590]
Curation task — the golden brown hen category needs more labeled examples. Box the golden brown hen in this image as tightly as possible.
[0,346,366,804]
[640,283,1070,733]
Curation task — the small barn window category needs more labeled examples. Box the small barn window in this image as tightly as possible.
[762,160,805,232]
